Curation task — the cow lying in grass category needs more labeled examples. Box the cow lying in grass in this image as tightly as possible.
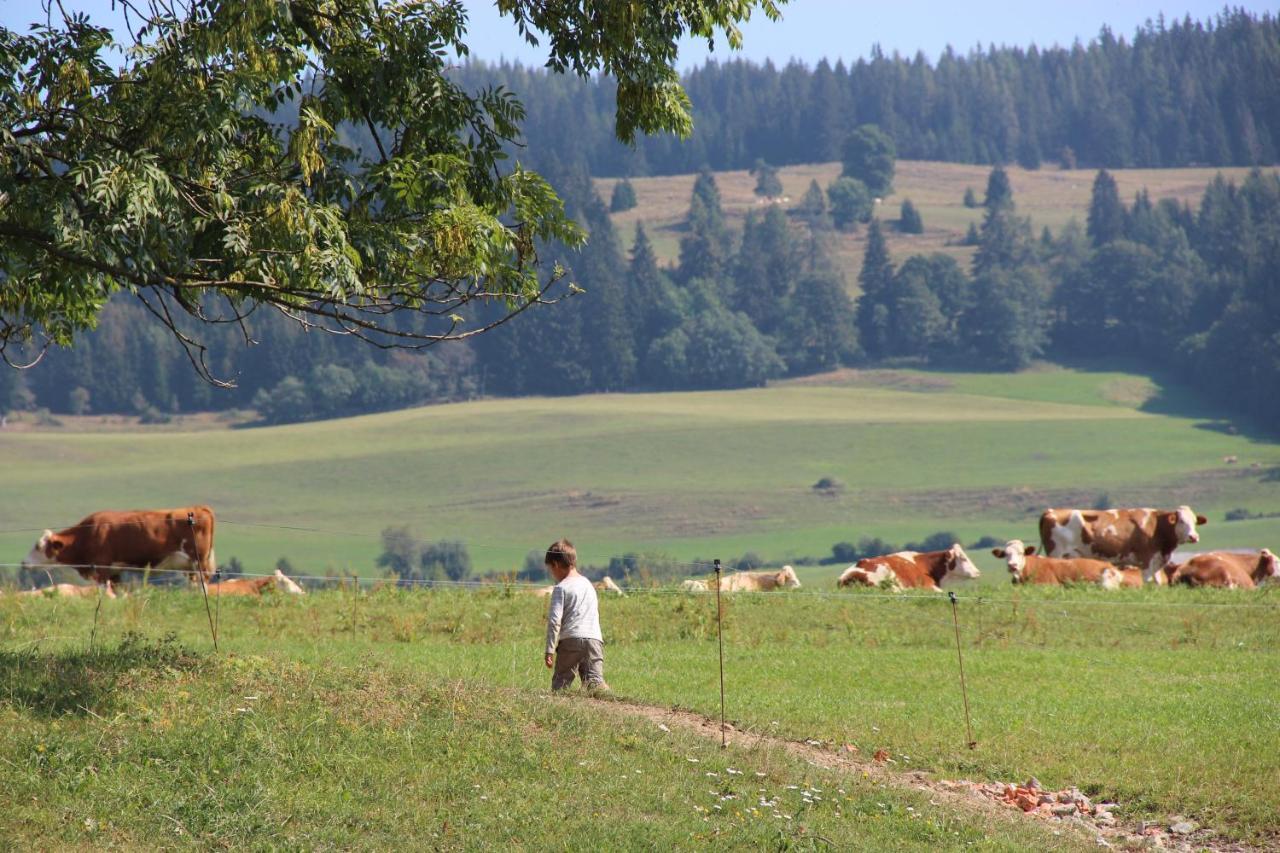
[681,566,801,593]
[535,576,626,597]
[992,540,1116,585]
[1168,549,1278,589]
[206,569,306,596]
[1098,566,1145,589]
[13,581,118,598]
[839,546,979,591]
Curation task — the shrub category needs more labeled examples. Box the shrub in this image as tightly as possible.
[138,406,171,425]
[826,177,873,230]
[904,531,961,552]
[812,476,846,493]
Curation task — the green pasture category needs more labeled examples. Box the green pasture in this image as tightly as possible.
[2,586,1276,847]
[1,365,1277,579]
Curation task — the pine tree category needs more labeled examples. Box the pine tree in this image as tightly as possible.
[983,166,1014,212]
[963,187,978,208]
[751,158,783,197]
[627,223,682,343]
[728,206,795,334]
[575,193,636,390]
[679,169,730,284]
[1086,169,1125,247]
[796,179,828,227]
[855,219,894,358]
[898,199,924,234]
[609,178,638,212]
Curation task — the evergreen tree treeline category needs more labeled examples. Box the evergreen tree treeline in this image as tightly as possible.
[451,10,1280,175]
[6,166,1280,432]
[850,166,1280,428]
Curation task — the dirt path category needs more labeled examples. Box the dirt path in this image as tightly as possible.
[570,694,1259,853]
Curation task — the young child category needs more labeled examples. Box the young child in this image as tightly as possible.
[543,538,608,692]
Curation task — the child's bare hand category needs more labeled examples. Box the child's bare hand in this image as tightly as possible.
[544,653,554,668]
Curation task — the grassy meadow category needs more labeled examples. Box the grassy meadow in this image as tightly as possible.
[594,160,1279,296]
[2,587,1276,848]
[1,365,1276,579]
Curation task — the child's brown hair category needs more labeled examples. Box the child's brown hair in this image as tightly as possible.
[544,538,577,570]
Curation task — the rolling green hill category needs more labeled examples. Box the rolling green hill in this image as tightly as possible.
[2,365,1276,581]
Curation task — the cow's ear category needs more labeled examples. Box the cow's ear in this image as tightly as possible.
[1025,545,1037,556]
[991,549,1005,558]
[1196,515,1208,525]
[47,539,64,554]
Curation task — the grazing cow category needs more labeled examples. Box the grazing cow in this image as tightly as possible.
[1038,506,1207,582]
[16,581,117,599]
[1170,549,1279,589]
[992,539,1115,586]
[1098,566,1146,590]
[839,545,980,591]
[207,569,306,597]
[22,507,217,587]
[680,578,708,593]
[716,566,801,592]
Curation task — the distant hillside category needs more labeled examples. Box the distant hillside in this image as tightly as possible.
[593,160,1272,291]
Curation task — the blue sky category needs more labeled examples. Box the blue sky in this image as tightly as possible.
[2,1,1276,68]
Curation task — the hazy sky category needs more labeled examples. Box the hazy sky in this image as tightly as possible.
[2,1,1276,68]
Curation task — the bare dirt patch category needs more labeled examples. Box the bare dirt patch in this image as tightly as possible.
[572,694,1263,853]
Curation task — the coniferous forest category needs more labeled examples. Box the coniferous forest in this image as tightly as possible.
[2,10,1278,430]
[454,10,1280,175]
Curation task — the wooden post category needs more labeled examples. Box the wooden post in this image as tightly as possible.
[714,559,727,749]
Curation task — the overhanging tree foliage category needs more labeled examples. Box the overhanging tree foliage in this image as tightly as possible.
[0,0,783,383]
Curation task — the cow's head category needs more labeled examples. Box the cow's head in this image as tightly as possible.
[21,530,64,569]
[775,565,801,589]
[273,569,306,595]
[992,540,1035,580]
[1255,549,1279,584]
[944,544,981,583]
[1168,506,1206,545]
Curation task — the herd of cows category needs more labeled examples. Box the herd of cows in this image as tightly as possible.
[3,504,1277,599]
[683,505,1278,593]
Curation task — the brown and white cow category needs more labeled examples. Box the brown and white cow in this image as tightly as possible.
[992,539,1116,585]
[16,581,118,599]
[716,566,801,592]
[1098,566,1146,590]
[535,576,627,597]
[22,506,217,587]
[1169,549,1279,589]
[207,569,306,597]
[838,545,980,591]
[596,576,626,596]
[1038,506,1207,583]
